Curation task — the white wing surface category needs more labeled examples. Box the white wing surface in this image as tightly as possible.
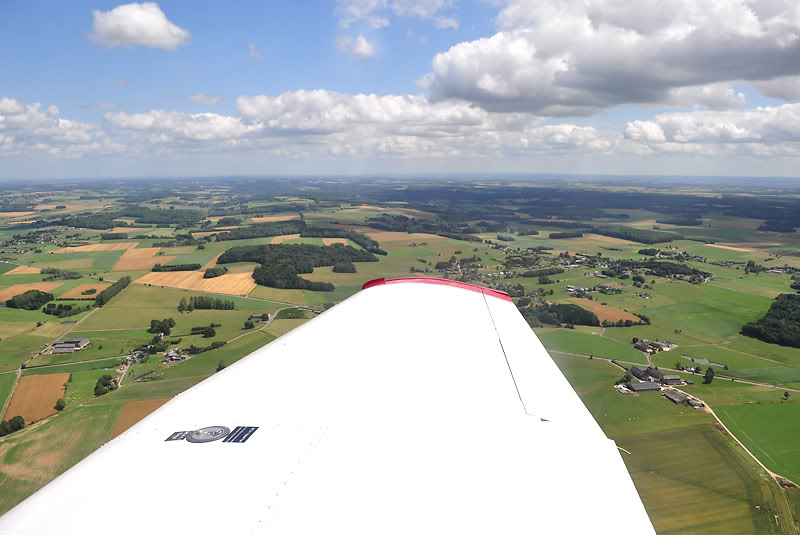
[0,277,656,534]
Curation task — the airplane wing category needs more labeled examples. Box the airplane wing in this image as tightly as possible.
[0,277,656,534]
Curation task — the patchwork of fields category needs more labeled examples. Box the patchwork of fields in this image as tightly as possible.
[0,183,799,532]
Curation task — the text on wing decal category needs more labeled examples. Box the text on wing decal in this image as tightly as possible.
[165,425,259,443]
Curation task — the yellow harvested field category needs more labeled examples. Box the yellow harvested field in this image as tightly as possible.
[50,242,138,254]
[59,283,112,299]
[581,233,637,245]
[0,211,34,217]
[271,234,301,244]
[5,374,70,423]
[322,238,349,245]
[569,298,641,324]
[705,243,779,253]
[135,270,257,296]
[113,248,175,271]
[4,265,41,275]
[110,399,170,439]
[0,282,63,301]
[250,215,300,223]
[203,253,223,270]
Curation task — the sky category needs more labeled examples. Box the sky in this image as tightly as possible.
[2,0,800,179]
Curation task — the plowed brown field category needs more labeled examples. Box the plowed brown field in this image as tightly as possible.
[59,283,112,299]
[271,234,301,244]
[110,398,170,439]
[50,243,138,254]
[0,282,63,301]
[135,270,256,296]
[4,266,41,275]
[0,212,34,217]
[5,374,70,423]
[569,298,642,324]
[322,238,349,245]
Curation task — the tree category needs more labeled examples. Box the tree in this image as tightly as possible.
[243,320,255,329]
[7,415,25,432]
[632,337,639,344]
[55,398,66,411]
[615,371,633,385]
[784,391,790,400]
[178,297,187,312]
[703,367,715,384]
[216,361,227,372]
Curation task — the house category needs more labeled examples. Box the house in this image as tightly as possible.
[661,375,682,385]
[249,313,270,322]
[663,390,688,404]
[165,350,185,361]
[629,366,649,381]
[626,382,661,392]
[645,365,664,382]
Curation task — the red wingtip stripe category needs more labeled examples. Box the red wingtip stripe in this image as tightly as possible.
[361,277,512,302]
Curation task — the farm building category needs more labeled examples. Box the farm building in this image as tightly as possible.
[634,341,653,353]
[687,399,705,409]
[56,338,90,350]
[663,390,688,404]
[626,382,661,392]
[52,344,77,354]
[645,365,664,382]
[661,375,682,385]
[630,366,649,381]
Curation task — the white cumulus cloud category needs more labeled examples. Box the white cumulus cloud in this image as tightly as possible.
[420,0,800,115]
[336,35,376,59]
[0,97,122,158]
[90,2,190,50]
[187,94,223,105]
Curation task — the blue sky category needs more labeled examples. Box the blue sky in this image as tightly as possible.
[2,1,800,179]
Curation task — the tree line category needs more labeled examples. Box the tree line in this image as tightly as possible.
[300,227,387,255]
[590,226,681,244]
[7,290,53,310]
[152,263,202,272]
[215,220,306,241]
[178,296,235,311]
[741,294,800,348]
[95,276,131,306]
[218,243,378,291]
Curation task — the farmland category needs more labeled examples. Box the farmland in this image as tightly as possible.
[0,178,798,530]
[5,374,69,423]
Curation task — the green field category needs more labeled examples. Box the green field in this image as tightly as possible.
[0,373,17,417]
[551,353,798,534]
[0,403,123,515]
[537,329,649,364]
[716,402,800,483]
[619,425,795,535]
